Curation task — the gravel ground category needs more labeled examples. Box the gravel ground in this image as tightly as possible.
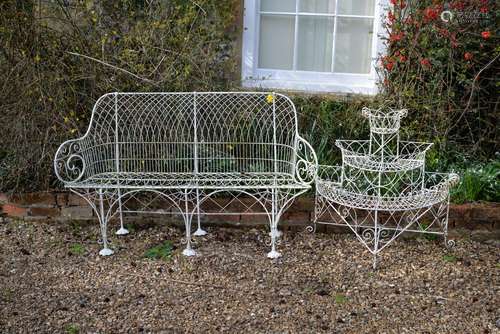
[0,218,499,333]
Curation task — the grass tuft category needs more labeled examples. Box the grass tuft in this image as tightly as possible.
[69,243,85,255]
[144,241,173,260]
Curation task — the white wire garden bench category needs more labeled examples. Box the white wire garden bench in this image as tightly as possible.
[54,92,317,258]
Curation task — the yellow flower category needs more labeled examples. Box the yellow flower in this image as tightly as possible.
[266,94,274,104]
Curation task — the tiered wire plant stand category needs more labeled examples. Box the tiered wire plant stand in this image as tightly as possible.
[313,107,459,269]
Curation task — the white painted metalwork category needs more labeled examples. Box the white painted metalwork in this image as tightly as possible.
[54,92,317,258]
[313,107,459,269]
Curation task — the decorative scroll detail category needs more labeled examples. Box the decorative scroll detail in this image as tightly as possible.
[379,228,393,243]
[361,228,375,243]
[54,140,86,183]
[295,136,318,185]
[448,173,460,187]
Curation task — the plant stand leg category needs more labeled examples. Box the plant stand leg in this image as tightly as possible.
[182,190,196,256]
[267,189,281,259]
[98,189,114,256]
[115,188,129,235]
[372,210,379,270]
[193,189,207,236]
[373,253,378,270]
[443,197,455,249]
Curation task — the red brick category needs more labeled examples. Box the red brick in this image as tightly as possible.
[29,207,61,217]
[55,192,68,206]
[325,224,348,234]
[283,211,310,224]
[471,203,500,223]
[202,197,258,212]
[493,220,500,230]
[61,206,93,219]
[449,204,472,219]
[0,193,8,204]
[204,214,241,223]
[449,204,472,229]
[67,194,89,206]
[289,197,314,211]
[2,203,28,218]
[240,214,268,224]
[10,192,57,206]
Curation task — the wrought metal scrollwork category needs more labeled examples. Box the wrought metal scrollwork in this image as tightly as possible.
[448,173,460,187]
[54,140,86,183]
[361,228,375,244]
[295,136,318,185]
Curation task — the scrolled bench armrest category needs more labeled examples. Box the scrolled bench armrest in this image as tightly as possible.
[295,136,318,185]
[54,138,87,184]
[447,173,460,187]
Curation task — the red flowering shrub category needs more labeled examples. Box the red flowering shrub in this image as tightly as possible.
[378,0,498,162]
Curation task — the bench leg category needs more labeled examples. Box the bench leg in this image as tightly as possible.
[182,190,196,256]
[115,188,129,235]
[193,189,207,237]
[98,189,114,256]
[267,189,281,259]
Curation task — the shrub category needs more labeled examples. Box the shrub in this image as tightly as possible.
[0,0,240,191]
[378,0,498,162]
[451,157,500,203]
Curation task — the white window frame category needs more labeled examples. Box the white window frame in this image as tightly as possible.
[241,0,388,95]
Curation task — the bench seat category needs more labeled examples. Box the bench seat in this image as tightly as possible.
[66,172,309,190]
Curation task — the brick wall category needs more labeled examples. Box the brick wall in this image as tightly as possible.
[0,192,499,234]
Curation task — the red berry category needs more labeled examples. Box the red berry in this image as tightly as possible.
[420,58,431,68]
[481,31,491,39]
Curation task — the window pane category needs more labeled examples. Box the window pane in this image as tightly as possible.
[261,0,296,12]
[337,0,374,16]
[299,0,335,14]
[334,18,373,73]
[258,15,295,70]
[297,16,334,72]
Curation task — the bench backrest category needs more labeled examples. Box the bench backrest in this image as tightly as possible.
[80,92,299,177]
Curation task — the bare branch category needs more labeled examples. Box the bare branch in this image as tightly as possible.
[66,51,160,86]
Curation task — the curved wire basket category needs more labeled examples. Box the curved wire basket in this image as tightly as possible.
[335,140,433,172]
[361,107,408,134]
[316,165,459,211]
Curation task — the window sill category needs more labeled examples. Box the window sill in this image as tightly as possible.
[241,77,379,95]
